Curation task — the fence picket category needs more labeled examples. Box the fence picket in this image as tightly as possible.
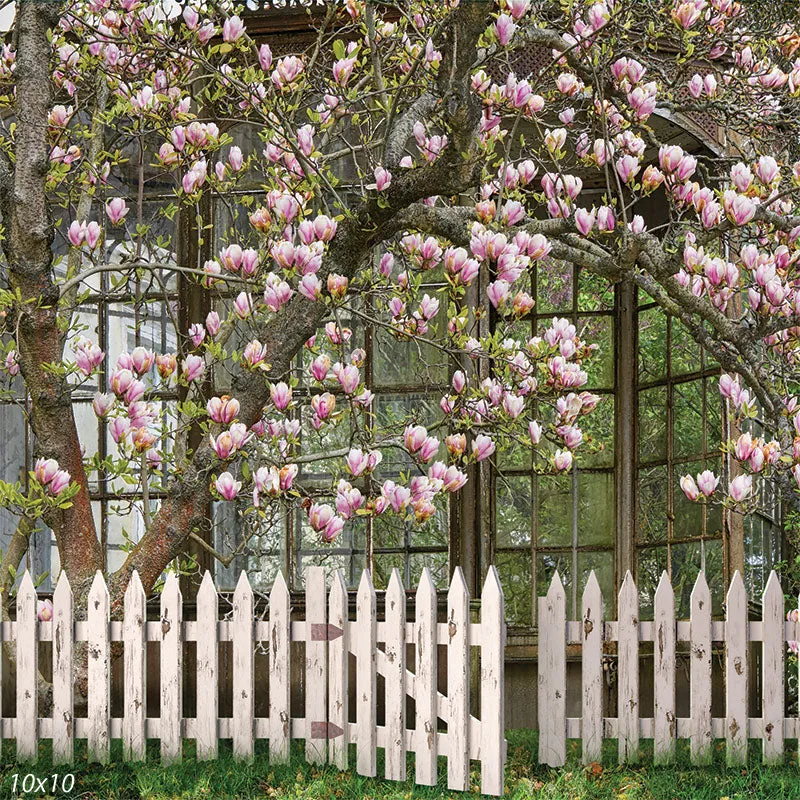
[233,571,254,762]
[653,571,675,765]
[123,570,146,763]
[415,567,438,786]
[725,571,748,766]
[305,566,327,765]
[196,571,219,760]
[16,571,37,762]
[581,571,602,765]
[52,571,73,765]
[385,568,406,781]
[87,571,110,764]
[538,572,566,767]
[690,571,712,765]
[447,567,469,790]
[481,566,506,796]
[160,572,182,765]
[268,572,291,765]
[762,571,784,764]
[617,571,639,763]
[356,569,377,777]
[328,571,349,770]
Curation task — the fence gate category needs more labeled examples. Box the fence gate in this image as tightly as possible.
[3,565,506,796]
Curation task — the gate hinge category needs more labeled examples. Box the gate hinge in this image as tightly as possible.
[310,721,344,739]
[310,623,343,641]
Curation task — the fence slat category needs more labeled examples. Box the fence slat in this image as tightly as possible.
[269,572,291,765]
[16,571,37,762]
[88,570,110,764]
[690,571,712,765]
[196,571,218,760]
[123,570,146,763]
[415,567,438,785]
[447,567,469,790]
[52,571,73,765]
[160,572,182,765]
[233,571,254,762]
[538,572,566,767]
[762,570,784,764]
[305,565,327,765]
[618,571,639,763]
[725,571,748,766]
[653,571,675,765]
[581,571,602,765]
[481,565,506,796]
[328,571,349,770]
[356,569,377,777]
[385,568,407,782]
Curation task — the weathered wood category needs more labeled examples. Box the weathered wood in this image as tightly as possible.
[88,571,110,764]
[690,571,712,765]
[305,566,327,765]
[233,571,254,762]
[538,572,566,767]
[52,571,74,765]
[581,571,603,765]
[385,568,407,782]
[446,567,469,790]
[16,571,37,762]
[269,571,291,765]
[160,572,183,765]
[415,567,438,786]
[725,571,748,766]
[481,566,506,796]
[356,569,377,777]
[762,571,784,764]
[653,571,675,765]
[328,571,349,770]
[617,571,639,763]
[123,570,146,763]
[196,571,219,760]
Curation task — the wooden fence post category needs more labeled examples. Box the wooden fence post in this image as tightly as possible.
[233,571,254,762]
[617,571,639,763]
[538,572,566,767]
[725,571,748,766]
[268,571,291,765]
[415,567,438,786]
[690,571,712,765]
[385,568,407,782]
[305,566,327,765]
[762,571,784,764]
[160,572,182,765]
[653,571,675,765]
[447,566,469,790]
[481,565,505,796]
[581,571,603,765]
[356,570,377,777]
[196,571,219,760]
[88,571,110,765]
[328,571,349,770]
[16,571,37,762]
[52,571,74,765]
[123,570,146,763]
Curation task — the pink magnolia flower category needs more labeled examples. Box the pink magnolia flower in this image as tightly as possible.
[270,381,292,410]
[215,471,241,501]
[697,469,720,497]
[259,44,273,71]
[375,166,392,191]
[5,350,18,376]
[222,15,245,42]
[243,340,266,368]
[37,599,53,622]
[728,474,753,503]
[472,434,495,462]
[311,392,336,420]
[188,324,206,348]
[494,13,517,46]
[575,207,596,236]
[206,311,221,337]
[155,354,177,380]
[106,198,128,225]
[182,354,205,382]
[35,458,59,485]
[48,469,71,496]
[333,56,356,86]
[207,396,240,424]
[272,56,304,89]
[680,474,700,501]
[92,392,114,418]
[345,448,382,477]
[554,449,573,472]
[528,420,542,445]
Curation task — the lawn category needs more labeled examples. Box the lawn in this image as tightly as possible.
[3,732,800,799]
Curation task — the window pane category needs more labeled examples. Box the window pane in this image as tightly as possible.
[581,316,614,389]
[671,319,702,375]
[536,260,573,313]
[373,309,448,387]
[673,462,703,540]
[581,395,614,468]
[638,307,667,382]
[536,552,572,604]
[638,465,668,543]
[673,380,704,458]
[495,550,531,626]
[577,271,614,312]
[577,472,614,546]
[637,545,668,619]
[577,550,614,613]
[670,540,702,618]
[638,386,667,462]
[536,475,573,547]
[496,475,531,547]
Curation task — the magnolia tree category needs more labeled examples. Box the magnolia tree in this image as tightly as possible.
[3,0,800,691]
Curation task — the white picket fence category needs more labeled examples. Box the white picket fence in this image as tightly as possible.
[538,568,800,767]
[4,565,506,795]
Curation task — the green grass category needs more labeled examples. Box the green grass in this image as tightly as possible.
[3,732,800,799]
